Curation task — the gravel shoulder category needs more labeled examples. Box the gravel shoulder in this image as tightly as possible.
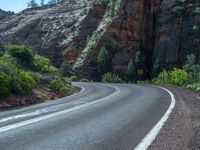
[150,85,200,150]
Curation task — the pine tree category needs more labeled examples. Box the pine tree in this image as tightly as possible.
[127,59,136,81]
[40,0,45,6]
[97,47,110,74]
[28,0,39,8]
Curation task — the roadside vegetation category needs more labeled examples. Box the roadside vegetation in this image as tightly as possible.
[145,54,200,91]
[0,43,78,108]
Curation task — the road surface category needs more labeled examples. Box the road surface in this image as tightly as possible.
[0,83,172,150]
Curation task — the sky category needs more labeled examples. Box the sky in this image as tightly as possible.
[0,0,41,13]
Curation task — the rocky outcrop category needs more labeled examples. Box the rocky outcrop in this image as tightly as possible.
[0,0,96,65]
[153,0,200,66]
[77,0,200,79]
[63,3,107,63]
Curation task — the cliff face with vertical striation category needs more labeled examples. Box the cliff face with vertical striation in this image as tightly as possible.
[0,0,199,79]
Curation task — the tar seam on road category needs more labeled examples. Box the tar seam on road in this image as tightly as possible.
[134,86,176,150]
[0,84,120,133]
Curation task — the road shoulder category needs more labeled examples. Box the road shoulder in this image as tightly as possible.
[149,85,200,150]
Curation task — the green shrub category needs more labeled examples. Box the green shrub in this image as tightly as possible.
[70,76,78,81]
[170,68,188,86]
[59,62,75,77]
[33,54,58,74]
[0,56,16,75]
[80,78,90,82]
[27,72,41,83]
[49,77,71,92]
[183,54,200,83]
[7,44,34,66]
[0,43,5,56]
[11,69,36,94]
[102,73,123,83]
[153,68,188,86]
[0,71,11,98]
[187,83,200,91]
[97,47,110,74]
[152,70,170,84]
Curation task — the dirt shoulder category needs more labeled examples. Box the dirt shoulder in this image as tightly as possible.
[149,85,200,150]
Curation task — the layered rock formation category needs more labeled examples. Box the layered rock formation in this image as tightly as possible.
[0,0,199,79]
[76,0,200,79]
[0,0,100,65]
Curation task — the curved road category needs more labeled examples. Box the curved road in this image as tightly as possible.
[0,83,172,150]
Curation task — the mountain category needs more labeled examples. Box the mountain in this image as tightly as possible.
[0,0,199,79]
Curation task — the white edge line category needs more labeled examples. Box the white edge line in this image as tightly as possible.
[0,85,120,133]
[134,86,176,150]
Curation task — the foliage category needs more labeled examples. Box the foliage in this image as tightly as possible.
[0,43,5,56]
[80,78,90,82]
[11,69,36,94]
[27,72,41,83]
[97,46,110,74]
[59,62,75,77]
[102,73,123,83]
[0,43,73,100]
[187,83,200,91]
[0,71,11,98]
[151,59,162,78]
[152,68,188,86]
[48,77,71,92]
[28,0,39,8]
[7,44,34,67]
[33,54,58,74]
[183,54,200,83]
[70,76,78,81]
[127,59,136,81]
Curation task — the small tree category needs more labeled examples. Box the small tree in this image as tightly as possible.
[152,59,162,78]
[127,59,136,81]
[183,54,200,83]
[40,0,45,6]
[97,46,110,74]
[0,43,5,56]
[28,0,39,8]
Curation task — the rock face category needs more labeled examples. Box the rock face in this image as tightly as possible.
[0,0,199,79]
[0,0,97,65]
[78,0,200,79]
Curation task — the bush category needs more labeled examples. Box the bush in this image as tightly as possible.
[0,71,11,98]
[0,56,16,75]
[7,44,34,66]
[0,43,5,56]
[187,83,200,91]
[33,54,58,74]
[59,62,75,77]
[153,68,188,86]
[183,54,200,83]
[80,78,90,82]
[11,69,36,94]
[170,68,188,86]
[102,73,123,83]
[97,47,110,74]
[27,72,41,83]
[70,76,78,81]
[49,77,71,92]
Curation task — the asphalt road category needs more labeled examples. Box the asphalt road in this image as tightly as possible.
[0,83,171,150]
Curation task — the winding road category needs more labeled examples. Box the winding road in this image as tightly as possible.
[0,83,174,150]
